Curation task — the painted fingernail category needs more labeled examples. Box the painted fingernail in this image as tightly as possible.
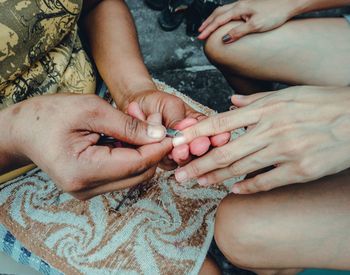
[147,124,166,139]
[232,185,240,194]
[197,177,208,186]
[172,133,186,147]
[175,170,188,182]
[222,34,232,43]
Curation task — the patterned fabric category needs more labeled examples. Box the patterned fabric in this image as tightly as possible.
[0,82,245,274]
[0,224,62,275]
[0,0,95,109]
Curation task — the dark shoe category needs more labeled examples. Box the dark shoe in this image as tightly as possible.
[186,0,221,36]
[144,0,168,11]
[158,8,186,31]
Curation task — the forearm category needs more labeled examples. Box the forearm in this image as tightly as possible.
[289,0,350,17]
[0,104,30,174]
[83,0,156,109]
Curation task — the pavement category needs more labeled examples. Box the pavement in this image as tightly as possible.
[126,0,235,113]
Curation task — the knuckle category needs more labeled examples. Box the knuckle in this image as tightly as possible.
[212,147,232,167]
[188,163,202,177]
[297,158,319,181]
[124,116,140,139]
[251,175,266,191]
[215,115,230,132]
[229,163,244,176]
[248,19,261,30]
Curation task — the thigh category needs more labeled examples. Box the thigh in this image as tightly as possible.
[215,169,350,270]
[206,18,350,86]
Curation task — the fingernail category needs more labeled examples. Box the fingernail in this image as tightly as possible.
[233,94,245,99]
[232,185,240,194]
[222,34,232,43]
[197,177,208,186]
[168,153,173,160]
[147,124,166,139]
[175,169,188,182]
[172,133,186,147]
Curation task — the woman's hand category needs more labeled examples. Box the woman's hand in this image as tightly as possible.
[5,94,171,200]
[173,86,350,194]
[127,90,231,169]
[198,0,296,43]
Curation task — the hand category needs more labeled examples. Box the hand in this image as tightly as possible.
[127,90,231,168]
[173,86,350,194]
[9,94,171,200]
[198,0,295,43]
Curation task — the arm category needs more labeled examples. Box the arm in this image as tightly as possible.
[291,0,350,17]
[82,0,155,109]
[81,0,231,168]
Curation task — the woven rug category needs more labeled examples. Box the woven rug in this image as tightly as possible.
[0,82,245,274]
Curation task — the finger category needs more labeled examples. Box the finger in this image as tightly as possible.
[198,9,244,40]
[231,92,274,107]
[198,3,236,32]
[197,148,281,186]
[172,144,190,163]
[210,132,231,147]
[232,164,293,194]
[127,101,146,121]
[172,107,259,147]
[77,138,172,188]
[174,117,198,130]
[71,166,157,200]
[158,155,178,171]
[189,137,211,156]
[222,21,256,44]
[91,103,166,145]
[147,112,163,125]
[175,134,265,182]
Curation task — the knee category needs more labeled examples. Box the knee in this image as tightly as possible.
[203,21,246,69]
[214,195,268,270]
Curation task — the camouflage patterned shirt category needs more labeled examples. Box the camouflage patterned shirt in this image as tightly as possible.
[0,0,96,109]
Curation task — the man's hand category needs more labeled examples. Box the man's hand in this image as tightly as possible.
[173,86,350,194]
[5,94,171,200]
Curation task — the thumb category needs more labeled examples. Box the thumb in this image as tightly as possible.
[222,21,255,43]
[89,104,166,145]
[231,92,274,106]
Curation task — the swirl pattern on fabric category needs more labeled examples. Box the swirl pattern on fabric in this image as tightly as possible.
[0,84,245,274]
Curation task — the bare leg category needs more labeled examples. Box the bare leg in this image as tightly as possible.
[204,18,350,93]
[214,169,350,274]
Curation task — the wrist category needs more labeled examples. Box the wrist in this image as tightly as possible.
[108,78,158,110]
[287,0,312,18]
[0,103,30,174]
